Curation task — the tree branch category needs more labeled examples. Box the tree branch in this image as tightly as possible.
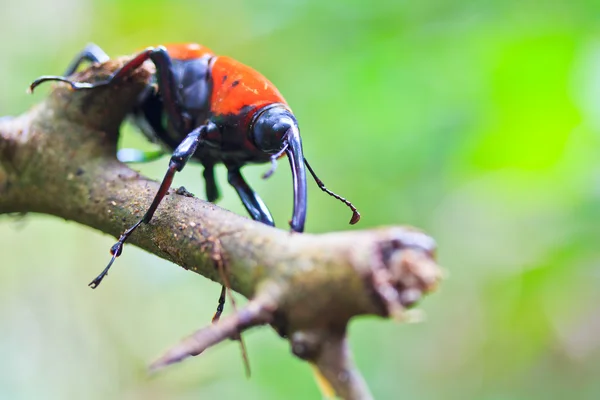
[0,58,442,399]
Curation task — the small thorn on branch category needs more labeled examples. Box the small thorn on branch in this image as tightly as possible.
[149,292,277,372]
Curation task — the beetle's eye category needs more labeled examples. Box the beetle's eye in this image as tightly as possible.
[251,106,296,153]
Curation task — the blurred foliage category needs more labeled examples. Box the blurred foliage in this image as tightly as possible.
[2,0,600,399]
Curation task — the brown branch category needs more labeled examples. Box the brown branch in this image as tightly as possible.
[0,58,442,399]
[311,333,371,400]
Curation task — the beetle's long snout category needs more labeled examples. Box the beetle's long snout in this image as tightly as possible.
[285,126,307,232]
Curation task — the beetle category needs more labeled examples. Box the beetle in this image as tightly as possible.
[30,43,360,288]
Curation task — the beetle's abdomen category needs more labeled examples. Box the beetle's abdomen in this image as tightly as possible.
[209,56,287,120]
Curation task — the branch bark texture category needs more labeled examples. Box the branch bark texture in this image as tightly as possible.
[0,58,442,400]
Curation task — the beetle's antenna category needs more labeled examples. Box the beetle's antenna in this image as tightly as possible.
[303,158,361,225]
[262,143,288,180]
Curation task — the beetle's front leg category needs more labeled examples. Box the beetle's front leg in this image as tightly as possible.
[89,124,212,288]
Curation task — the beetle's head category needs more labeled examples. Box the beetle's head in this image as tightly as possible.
[251,104,307,232]
[251,104,296,153]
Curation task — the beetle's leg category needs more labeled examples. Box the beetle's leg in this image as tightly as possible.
[211,286,227,323]
[63,43,109,76]
[212,166,273,350]
[227,167,275,227]
[200,163,229,330]
[202,165,225,331]
[203,164,220,202]
[144,47,188,133]
[117,148,165,163]
[30,47,188,132]
[89,124,211,288]
[30,48,155,92]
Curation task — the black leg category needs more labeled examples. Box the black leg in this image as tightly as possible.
[30,46,188,133]
[209,167,275,322]
[211,286,227,323]
[89,124,209,288]
[211,167,273,344]
[203,164,220,202]
[203,164,223,328]
[227,167,275,227]
[63,43,109,76]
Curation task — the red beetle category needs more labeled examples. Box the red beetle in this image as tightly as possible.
[30,43,360,288]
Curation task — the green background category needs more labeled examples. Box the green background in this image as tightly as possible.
[1,1,599,399]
